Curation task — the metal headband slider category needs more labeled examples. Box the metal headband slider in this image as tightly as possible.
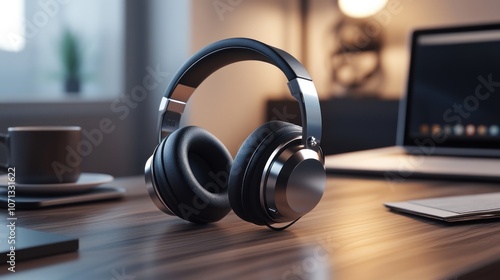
[287,78,322,150]
[158,97,186,141]
[159,97,186,114]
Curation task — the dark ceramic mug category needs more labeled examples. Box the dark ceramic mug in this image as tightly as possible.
[0,126,82,184]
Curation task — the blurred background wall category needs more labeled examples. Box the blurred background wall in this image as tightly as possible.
[1,0,500,177]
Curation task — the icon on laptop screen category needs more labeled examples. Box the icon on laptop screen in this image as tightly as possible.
[490,125,499,136]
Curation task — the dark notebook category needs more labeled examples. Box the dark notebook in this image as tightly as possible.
[0,227,78,263]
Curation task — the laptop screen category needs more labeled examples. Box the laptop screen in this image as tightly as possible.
[403,24,500,153]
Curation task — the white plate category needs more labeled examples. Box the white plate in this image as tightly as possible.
[0,173,114,195]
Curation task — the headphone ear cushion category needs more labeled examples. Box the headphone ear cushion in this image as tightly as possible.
[228,121,301,224]
[153,126,232,224]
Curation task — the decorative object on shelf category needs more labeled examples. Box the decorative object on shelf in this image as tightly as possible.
[330,0,387,96]
[60,29,81,94]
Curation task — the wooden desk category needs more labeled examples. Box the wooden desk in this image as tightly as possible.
[2,176,500,279]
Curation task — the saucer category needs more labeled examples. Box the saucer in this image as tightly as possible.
[0,173,114,195]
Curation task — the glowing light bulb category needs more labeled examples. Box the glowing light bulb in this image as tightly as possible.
[338,0,388,18]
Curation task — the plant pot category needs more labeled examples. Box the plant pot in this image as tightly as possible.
[65,77,80,94]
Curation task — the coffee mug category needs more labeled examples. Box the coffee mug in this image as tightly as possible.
[0,126,82,184]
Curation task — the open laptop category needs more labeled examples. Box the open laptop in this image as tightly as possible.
[325,23,500,181]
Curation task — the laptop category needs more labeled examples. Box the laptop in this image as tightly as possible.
[325,23,500,182]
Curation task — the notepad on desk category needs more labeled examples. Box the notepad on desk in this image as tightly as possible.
[0,227,78,263]
[385,192,500,222]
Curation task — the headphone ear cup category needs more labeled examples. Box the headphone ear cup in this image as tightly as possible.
[228,121,302,225]
[152,126,232,224]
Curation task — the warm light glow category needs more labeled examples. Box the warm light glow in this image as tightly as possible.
[0,0,25,52]
[338,0,388,18]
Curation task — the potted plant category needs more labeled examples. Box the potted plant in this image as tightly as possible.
[60,29,81,93]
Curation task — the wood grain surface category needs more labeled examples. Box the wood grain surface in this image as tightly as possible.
[2,176,500,280]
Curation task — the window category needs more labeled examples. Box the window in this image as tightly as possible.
[0,0,25,52]
[0,0,124,100]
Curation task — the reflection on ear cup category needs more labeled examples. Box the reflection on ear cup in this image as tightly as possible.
[153,126,233,224]
[228,121,302,225]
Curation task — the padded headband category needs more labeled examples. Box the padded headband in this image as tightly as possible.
[158,37,322,150]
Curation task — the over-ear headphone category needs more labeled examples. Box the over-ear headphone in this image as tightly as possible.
[145,38,326,230]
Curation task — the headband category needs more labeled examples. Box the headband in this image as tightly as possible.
[158,37,322,150]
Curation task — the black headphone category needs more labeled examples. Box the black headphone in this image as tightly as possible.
[145,38,326,230]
